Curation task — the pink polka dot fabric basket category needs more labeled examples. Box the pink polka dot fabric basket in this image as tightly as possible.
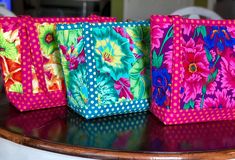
[150,15,235,125]
[0,16,116,112]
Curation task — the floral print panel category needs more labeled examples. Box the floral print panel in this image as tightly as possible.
[57,28,88,108]
[91,24,150,106]
[0,22,23,93]
[181,25,235,110]
[151,23,173,109]
[36,23,64,93]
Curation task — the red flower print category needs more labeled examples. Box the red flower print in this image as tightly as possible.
[0,56,22,91]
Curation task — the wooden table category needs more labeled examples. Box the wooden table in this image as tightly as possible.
[0,93,235,160]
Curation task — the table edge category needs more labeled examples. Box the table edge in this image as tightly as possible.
[0,127,234,160]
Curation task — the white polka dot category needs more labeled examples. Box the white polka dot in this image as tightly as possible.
[101,110,103,113]
[91,53,94,56]
[86,37,90,41]
[90,94,94,98]
[85,31,88,34]
[88,63,92,66]
[89,75,93,79]
[87,50,91,53]
[117,107,119,110]
[90,88,94,92]
[95,110,98,113]
[86,44,90,47]
[60,25,64,29]
[93,72,96,75]
[68,25,71,29]
[90,82,94,85]
[74,24,78,28]
[88,111,92,114]
[106,108,109,112]
[89,69,92,72]
[85,25,89,28]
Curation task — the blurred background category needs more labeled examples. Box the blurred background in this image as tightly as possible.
[0,0,235,20]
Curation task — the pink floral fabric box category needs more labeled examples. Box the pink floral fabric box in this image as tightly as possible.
[0,16,116,112]
[150,15,235,125]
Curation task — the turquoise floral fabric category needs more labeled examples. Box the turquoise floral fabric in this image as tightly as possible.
[92,24,150,104]
[57,28,88,109]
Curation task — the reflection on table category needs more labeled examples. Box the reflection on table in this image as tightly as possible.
[1,94,235,153]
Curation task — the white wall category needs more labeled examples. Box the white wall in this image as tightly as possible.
[123,0,194,20]
[0,138,91,160]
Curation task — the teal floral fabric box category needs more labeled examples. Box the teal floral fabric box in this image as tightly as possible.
[56,21,150,119]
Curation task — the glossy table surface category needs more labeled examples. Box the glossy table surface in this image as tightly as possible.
[1,93,235,159]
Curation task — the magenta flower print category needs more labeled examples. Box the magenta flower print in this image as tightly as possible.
[227,26,235,38]
[204,90,232,109]
[163,45,173,73]
[220,56,235,97]
[151,23,170,50]
[114,78,134,100]
[182,24,193,36]
[182,38,210,102]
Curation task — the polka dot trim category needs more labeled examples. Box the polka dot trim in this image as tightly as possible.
[7,91,66,111]
[23,17,48,93]
[171,16,182,110]
[151,103,235,125]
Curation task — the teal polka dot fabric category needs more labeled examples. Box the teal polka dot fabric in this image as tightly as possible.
[56,21,150,119]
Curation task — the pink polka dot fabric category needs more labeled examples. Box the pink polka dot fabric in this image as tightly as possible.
[0,16,116,112]
[150,15,235,125]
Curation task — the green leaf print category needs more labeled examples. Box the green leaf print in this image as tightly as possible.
[0,33,18,61]
[152,50,163,69]
[130,58,150,99]
[183,99,195,109]
[126,26,150,56]
[9,83,23,93]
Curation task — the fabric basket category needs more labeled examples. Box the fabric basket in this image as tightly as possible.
[150,15,235,125]
[57,21,151,119]
[0,16,116,111]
